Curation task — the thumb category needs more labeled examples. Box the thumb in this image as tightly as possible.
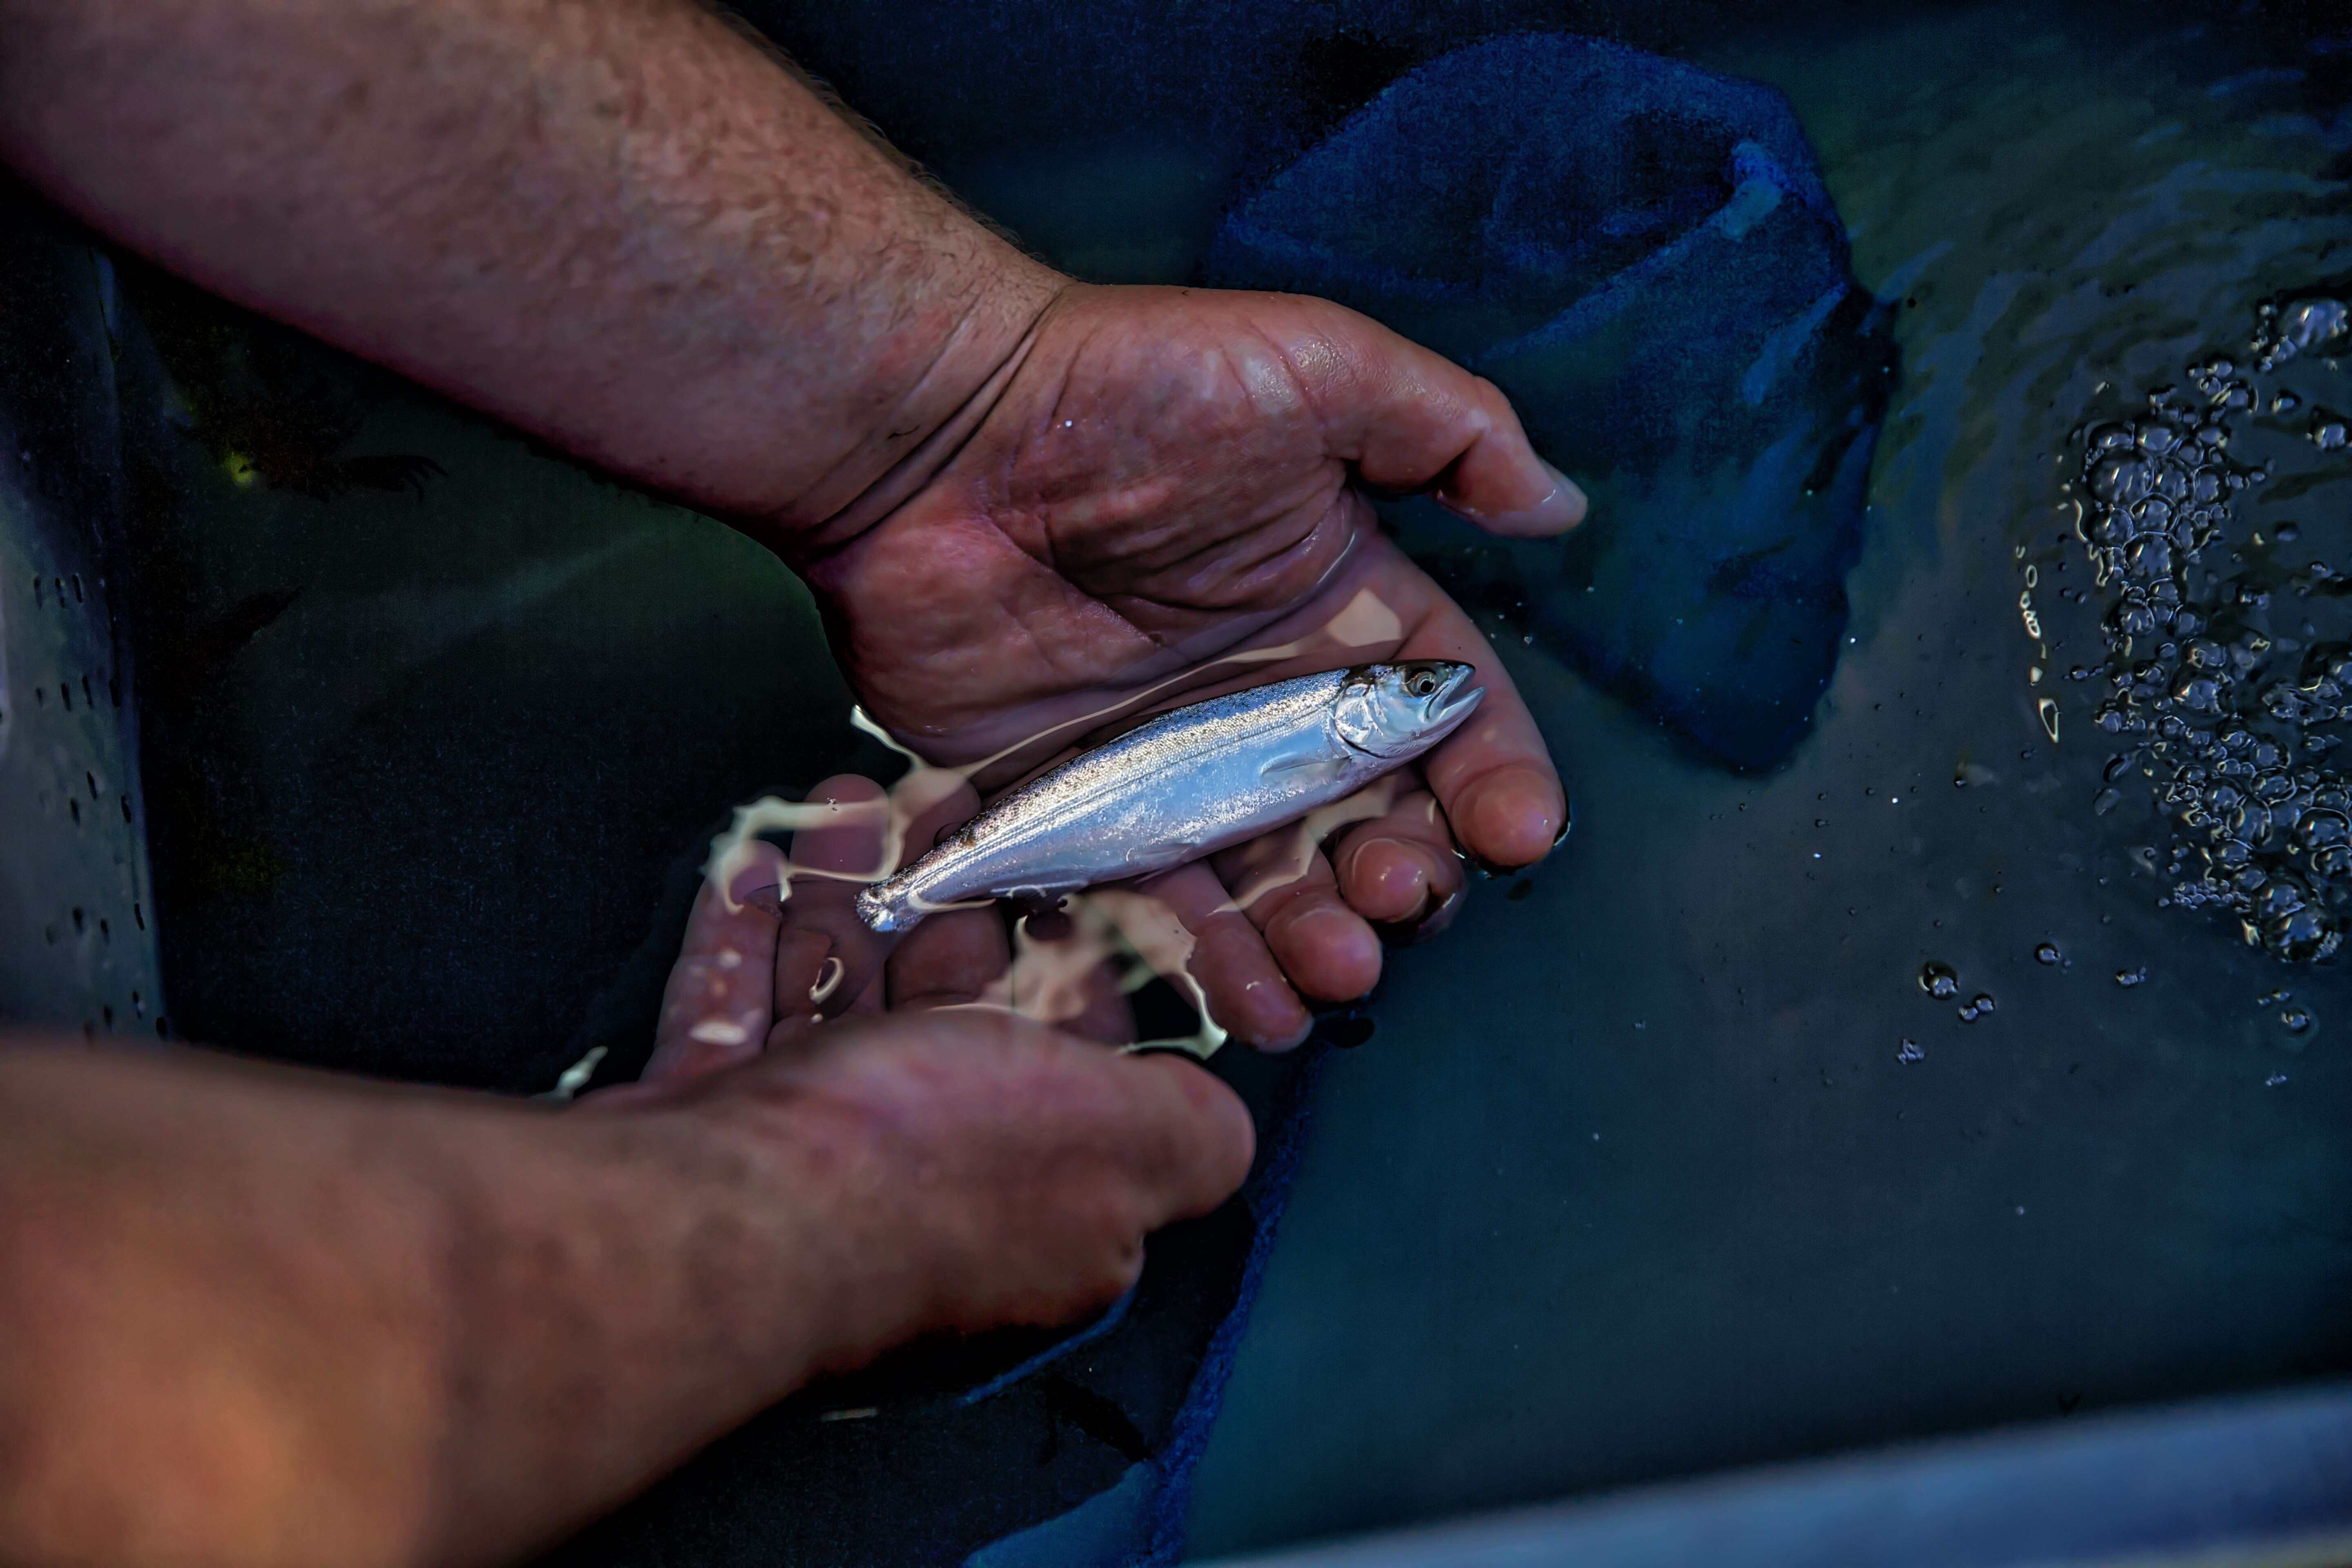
[1281,295,1586,537]
[1113,1051,1260,1227]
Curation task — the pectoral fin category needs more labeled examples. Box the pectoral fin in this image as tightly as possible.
[1258,747,1342,785]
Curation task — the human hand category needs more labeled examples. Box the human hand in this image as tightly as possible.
[618,800,1251,1358]
[783,282,1583,1048]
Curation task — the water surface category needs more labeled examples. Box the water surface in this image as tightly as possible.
[1181,2,2352,1554]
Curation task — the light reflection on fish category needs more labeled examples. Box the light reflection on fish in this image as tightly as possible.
[855,662,1483,933]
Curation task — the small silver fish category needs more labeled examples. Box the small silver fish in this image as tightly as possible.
[855,662,1483,933]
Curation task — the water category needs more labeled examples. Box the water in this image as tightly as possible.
[67,0,2352,1560]
[2049,305,2352,962]
[1179,1,2352,1554]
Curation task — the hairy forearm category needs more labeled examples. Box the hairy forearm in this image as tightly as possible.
[0,0,1060,535]
[0,1040,829,1567]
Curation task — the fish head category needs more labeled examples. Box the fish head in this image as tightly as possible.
[1332,661,1484,758]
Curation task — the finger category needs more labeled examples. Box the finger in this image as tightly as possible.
[784,771,987,1017]
[1116,1051,1258,1224]
[840,969,889,1016]
[1286,296,1586,537]
[1211,833,1382,1004]
[1058,959,1137,1048]
[1004,904,1136,1047]
[1176,534,1568,876]
[1127,861,1312,1051]
[776,774,896,1018]
[887,904,1013,1011]
[1379,557,1569,873]
[1329,785,1467,939]
[756,925,841,1060]
[645,847,786,1085]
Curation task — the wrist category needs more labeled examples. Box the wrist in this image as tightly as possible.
[650,1082,924,1378]
[526,1099,840,1393]
[769,241,1070,557]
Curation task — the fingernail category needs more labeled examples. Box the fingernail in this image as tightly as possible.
[1263,1016,1313,1053]
[1456,769,1569,871]
[1541,461,1587,515]
[1512,466,1588,532]
[1441,463,1587,537]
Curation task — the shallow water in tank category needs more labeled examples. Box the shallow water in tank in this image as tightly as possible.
[82,0,2352,1559]
[1162,3,2352,1557]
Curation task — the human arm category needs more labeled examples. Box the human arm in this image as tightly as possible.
[0,1009,1246,1566]
[0,0,1584,1047]
[0,0,1052,527]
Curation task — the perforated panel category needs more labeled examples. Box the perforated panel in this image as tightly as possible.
[0,202,166,1039]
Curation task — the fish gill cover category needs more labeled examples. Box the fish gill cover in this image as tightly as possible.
[1206,33,1898,771]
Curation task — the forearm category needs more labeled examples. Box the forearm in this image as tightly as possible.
[0,0,1060,536]
[0,1039,830,1568]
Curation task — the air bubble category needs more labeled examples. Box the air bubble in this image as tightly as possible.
[2066,294,2352,965]
[2253,297,2348,371]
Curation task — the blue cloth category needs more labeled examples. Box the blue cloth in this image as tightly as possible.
[542,26,1893,1568]
[936,51,1893,1547]
[936,36,1896,1567]
[1208,34,1895,769]
[956,1045,1334,1568]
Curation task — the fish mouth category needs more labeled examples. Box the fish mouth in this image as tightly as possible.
[1425,664,1484,729]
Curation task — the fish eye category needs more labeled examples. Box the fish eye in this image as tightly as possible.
[1405,671,1438,697]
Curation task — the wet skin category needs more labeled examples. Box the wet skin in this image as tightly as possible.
[2,0,1578,1051]
[0,860,1248,1566]
[0,1,1572,1556]
[792,282,1581,1046]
